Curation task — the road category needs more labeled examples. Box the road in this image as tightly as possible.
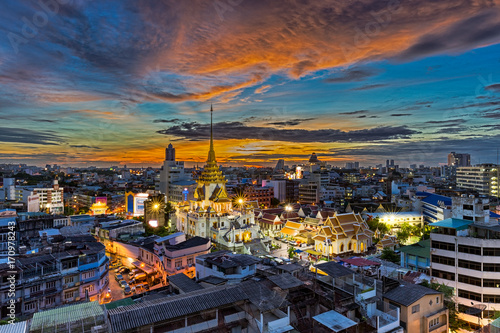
[269,238,313,261]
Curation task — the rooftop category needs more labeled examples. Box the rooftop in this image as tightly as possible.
[383,282,440,307]
[314,261,355,278]
[313,310,357,332]
[168,273,204,293]
[268,273,303,290]
[30,301,106,332]
[430,218,473,230]
[399,239,431,258]
[198,250,260,269]
[108,285,247,332]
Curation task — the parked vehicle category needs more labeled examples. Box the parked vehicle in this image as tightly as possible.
[132,272,146,281]
[143,283,150,291]
[123,285,132,295]
[115,274,124,282]
[117,267,130,274]
[119,280,128,288]
[129,269,141,278]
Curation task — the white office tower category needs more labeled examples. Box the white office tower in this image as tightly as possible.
[159,144,189,202]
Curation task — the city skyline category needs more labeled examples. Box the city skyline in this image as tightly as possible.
[1,1,500,167]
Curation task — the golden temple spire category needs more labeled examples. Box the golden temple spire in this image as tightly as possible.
[207,104,216,163]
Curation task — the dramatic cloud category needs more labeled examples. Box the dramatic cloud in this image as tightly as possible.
[338,110,369,115]
[0,127,63,145]
[324,69,379,83]
[153,119,182,123]
[396,9,500,61]
[267,118,316,127]
[485,84,500,92]
[391,113,412,117]
[157,121,418,143]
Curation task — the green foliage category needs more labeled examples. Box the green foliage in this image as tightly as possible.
[144,224,173,237]
[367,217,390,235]
[396,222,422,244]
[288,246,296,259]
[380,248,399,264]
[270,197,281,207]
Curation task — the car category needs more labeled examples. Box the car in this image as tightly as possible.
[134,283,144,293]
[123,285,132,295]
[133,273,147,282]
[129,269,140,278]
[143,283,150,291]
[115,274,124,282]
[119,280,128,288]
[107,287,111,294]
[117,267,130,274]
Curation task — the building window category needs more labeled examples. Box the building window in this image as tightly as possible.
[64,276,74,284]
[483,248,500,256]
[483,295,500,303]
[175,259,182,268]
[30,284,41,293]
[431,269,455,281]
[436,296,439,304]
[483,263,500,272]
[64,290,74,299]
[431,255,455,266]
[46,281,56,289]
[84,285,94,293]
[431,240,455,251]
[82,270,96,280]
[429,317,440,328]
[458,259,481,271]
[25,302,37,311]
[412,304,420,313]
[483,279,500,288]
[458,274,482,286]
[187,257,194,266]
[46,296,56,305]
[167,259,171,268]
[458,245,481,255]
[458,289,482,302]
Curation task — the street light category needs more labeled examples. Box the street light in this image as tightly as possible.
[285,205,292,212]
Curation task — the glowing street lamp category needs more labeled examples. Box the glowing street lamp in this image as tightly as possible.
[285,205,292,212]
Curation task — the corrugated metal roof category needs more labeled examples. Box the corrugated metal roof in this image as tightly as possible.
[0,321,27,333]
[108,285,247,332]
[30,301,105,330]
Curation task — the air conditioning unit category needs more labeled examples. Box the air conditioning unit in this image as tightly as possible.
[91,325,108,333]
[430,248,437,253]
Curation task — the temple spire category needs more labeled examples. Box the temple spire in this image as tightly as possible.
[207,104,216,163]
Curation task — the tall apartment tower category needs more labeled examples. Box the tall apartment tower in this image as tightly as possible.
[456,164,499,198]
[430,195,499,327]
[166,143,175,161]
[159,143,187,202]
[448,152,471,167]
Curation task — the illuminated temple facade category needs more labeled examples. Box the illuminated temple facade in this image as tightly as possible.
[176,106,260,251]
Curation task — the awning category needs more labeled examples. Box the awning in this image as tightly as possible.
[306,249,322,256]
[340,257,381,267]
[294,249,303,253]
[131,261,155,274]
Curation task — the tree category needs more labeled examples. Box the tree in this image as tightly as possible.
[380,248,399,264]
[270,197,280,207]
[288,246,296,259]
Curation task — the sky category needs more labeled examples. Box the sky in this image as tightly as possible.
[1,0,500,168]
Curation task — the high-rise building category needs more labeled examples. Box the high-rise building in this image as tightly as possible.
[430,195,500,327]
[165,143,175,161]
[456,164,499,197]
[448,152,471,167]
[158,143,191,203]
[274,159,285,172]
